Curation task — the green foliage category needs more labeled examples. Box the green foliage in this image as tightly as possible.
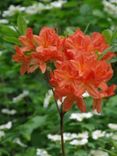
[17,14,27,35]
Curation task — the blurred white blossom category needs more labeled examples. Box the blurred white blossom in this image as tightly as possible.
[90,150,109,156]
[3,5,25,17]
[0,130,5,138]
[0,121,12,130]
[0,19,8,24]
[13,138,27,147]
[48,134,61,141]
[82,92,90,97]
[2,1,66,17]
[43,90,53,108]
[103,0,117,18]
[108,123,117,130]
[25,3,46,15]
[12,90,29,103]
[70,138,88,146]
[48,131,88,146]
[92,130,106,140]
[57,96,66,107]
[70,112,93,122]
[111,134,117,140]
[37,148,51,156]
[1,108,16,115]
[69,131,88,146]
[50,0,66,8]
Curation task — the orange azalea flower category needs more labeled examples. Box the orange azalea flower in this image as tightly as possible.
[50,55,116,112]
[13,26,116,112]
[19,28,39,51]
[64,29,114,61]
[91,32,115,60]
[32,27,62,68]
[13,27,62,74]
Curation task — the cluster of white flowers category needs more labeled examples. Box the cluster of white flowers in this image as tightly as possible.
[1,108,16,115]
[36,148,51,156]
[43,90,53,108]
[3,5,25,17]
[2,0,66,17]
[0,121,12,130]
[103,0,117,18]
[69,131,88,146]
[12,90,29,103]
[48,131,89,146]
[90,150,109,156]
[70,112,93,122]
[92,130,106,140]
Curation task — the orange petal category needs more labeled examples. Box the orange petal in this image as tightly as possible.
[86,84,100,98]
[63,97,73,112]
[93,98,102,113]
[76,98,86,112]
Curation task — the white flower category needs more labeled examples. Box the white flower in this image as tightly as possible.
[103,0,117,18]
[37,148,50,156]
[90,150,109,156]
[63,133,78,141]
[13,138,27,147]
[48,131,89,143]
[57,96,66,107]
[3,5,25,17]
[92,130,106,140]
[70,112,93,122]
[12,90,29,103]
[77,131,89,139]
[111,134,117,140]
[105,132,113,138]
[50,0,66,8]
[82,92,90,97]
[1,109,16,115]
[0,19,8,24]
[43,90,53,108]
[47,134,61,141]
[25,3,45,15]
[108,123,117,130]
[0,121,12,130]
[92,109,102,116]
[70,138,88,146]
[0,130,5,138]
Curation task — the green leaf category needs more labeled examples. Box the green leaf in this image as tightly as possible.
[17,15,27,35]
[1,25,18,37]
[102,29,113,44]
[15,148,36,156]
[18,115,47,140]
[108,57,117,63]
[3,36,20,44]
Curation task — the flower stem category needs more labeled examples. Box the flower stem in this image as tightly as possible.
[60,111,66,156]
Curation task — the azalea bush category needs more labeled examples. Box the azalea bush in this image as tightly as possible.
[0,0,117,156]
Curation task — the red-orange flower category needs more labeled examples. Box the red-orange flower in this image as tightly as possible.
[63,29,114,61]
[13,27,62,74]
[13,27,116,112]
[50,54,116,112]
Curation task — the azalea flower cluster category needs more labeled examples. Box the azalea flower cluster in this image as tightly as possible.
[13,27,116,113]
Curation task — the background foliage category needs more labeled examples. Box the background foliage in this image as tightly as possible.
[0,0,117,156]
